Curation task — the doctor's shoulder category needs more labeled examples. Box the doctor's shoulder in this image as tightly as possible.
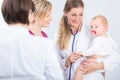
[29,36,53,47]
[38,37,53,46]
[32,36,56,52]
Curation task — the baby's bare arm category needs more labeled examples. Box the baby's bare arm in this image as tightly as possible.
[74,64,85,80]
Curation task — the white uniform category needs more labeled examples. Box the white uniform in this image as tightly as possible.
[0,26,64,80]
[56,25,120,80]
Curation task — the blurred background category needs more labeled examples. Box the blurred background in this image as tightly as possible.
[0,0,120,80]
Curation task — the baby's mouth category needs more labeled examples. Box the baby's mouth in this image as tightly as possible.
[91,31,96,35]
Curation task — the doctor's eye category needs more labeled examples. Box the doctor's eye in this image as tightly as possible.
[72,14,76,17]
[79,13,83,16]
[46,13,51,17]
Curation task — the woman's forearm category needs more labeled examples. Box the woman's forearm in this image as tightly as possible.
[65,57,71,68]
[81,59,104,73]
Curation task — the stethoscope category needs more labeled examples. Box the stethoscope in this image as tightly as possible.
[69,28,78,80]
[64,16,79,80]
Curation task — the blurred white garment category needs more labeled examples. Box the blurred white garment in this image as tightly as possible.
[0,26,64,80]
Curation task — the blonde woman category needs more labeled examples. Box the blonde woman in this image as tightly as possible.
[29,0,52,37]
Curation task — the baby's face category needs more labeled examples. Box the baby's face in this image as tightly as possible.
[90,18,106,37]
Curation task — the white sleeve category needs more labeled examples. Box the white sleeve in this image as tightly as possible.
[45,41,64,80]
[82,46,96,56]
[55,46,68,71]
[83,38,110,57]
[103,51,120,72]
[82,40,102,56]
[53,33,68,71]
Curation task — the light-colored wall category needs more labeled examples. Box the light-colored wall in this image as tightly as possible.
[0,0,120,80]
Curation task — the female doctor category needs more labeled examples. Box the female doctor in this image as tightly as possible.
[28,0,52,38]
[56,0,120,80]
[0,0,64,80]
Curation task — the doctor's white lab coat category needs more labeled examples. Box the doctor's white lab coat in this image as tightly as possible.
[0,26,64,80]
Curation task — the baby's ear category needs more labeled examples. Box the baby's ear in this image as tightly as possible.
[104,25,108,32]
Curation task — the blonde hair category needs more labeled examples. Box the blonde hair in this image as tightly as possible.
[57,16,71,50]
[92,15,108,30]
[57,0,84,50]
[32,0,52,18]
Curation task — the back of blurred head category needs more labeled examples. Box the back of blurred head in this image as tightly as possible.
[2,0,34,25]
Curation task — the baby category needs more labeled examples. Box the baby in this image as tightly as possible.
[74,15,117,80]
